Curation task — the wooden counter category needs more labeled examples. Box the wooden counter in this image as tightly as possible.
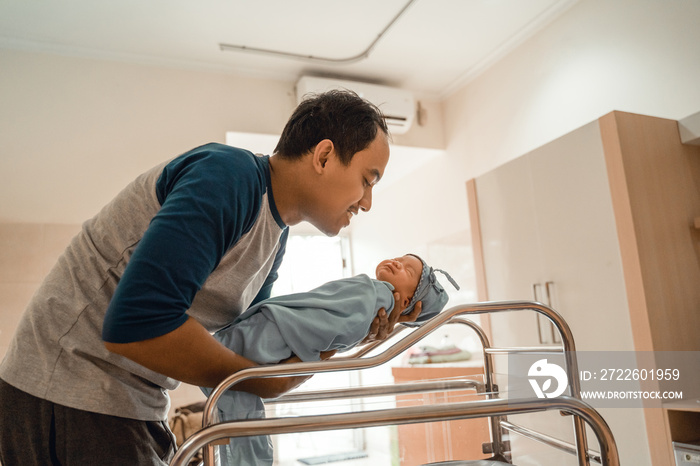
[392,364,491,466]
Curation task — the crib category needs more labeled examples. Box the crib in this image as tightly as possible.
[169,301,620,466]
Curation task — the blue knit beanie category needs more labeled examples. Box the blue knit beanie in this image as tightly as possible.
[400,254,460,327]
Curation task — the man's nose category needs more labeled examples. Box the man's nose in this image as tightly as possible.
[359,188,373,212]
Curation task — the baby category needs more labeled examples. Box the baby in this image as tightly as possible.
[202,254,459,465]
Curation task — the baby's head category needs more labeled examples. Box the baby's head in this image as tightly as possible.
[375,254,459,326]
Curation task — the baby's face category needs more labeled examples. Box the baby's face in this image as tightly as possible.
[375,255,422,310]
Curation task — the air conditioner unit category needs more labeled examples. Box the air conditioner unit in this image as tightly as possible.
[296,76,415,135]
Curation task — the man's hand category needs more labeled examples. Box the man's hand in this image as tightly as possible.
[362,292,423,344]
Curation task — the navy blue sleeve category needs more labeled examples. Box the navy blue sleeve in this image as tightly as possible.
[102,145,265,343]
[250,227,289,306]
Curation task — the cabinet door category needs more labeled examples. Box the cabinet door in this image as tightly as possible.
[476,150,573,465]
[528,121,635,352]
[476,152,546,347]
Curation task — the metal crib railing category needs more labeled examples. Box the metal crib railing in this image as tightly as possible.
[172,396,617,466]
[169,301,619,466]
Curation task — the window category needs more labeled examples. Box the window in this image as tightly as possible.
[272,234,351,297]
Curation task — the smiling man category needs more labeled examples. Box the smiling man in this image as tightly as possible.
[0,90,398,466]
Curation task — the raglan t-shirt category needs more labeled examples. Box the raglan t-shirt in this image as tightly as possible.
[0,143,288,421]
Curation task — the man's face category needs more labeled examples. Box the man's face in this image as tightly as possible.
[309,131,390,236]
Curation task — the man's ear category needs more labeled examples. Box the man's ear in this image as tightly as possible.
[312,139,334,174]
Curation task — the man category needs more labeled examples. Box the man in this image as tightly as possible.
[0,90,409,465]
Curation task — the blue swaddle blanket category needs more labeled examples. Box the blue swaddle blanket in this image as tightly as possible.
[201,274,395,466]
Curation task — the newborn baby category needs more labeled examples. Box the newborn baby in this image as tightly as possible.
[202,254,459,465]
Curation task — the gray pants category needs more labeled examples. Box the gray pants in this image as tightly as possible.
[0,378,176,465]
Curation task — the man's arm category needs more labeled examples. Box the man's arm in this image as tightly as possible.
[104,316,308,399]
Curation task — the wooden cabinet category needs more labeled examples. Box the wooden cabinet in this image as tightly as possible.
[665,399,700,464]
[391,365,490,466]
[468,111,700,465]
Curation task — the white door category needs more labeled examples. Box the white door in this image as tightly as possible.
[476,153,546,348]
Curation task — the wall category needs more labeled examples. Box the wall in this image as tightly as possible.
[0,223,81,360]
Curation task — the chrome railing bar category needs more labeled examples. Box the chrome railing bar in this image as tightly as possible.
[203,302,477,428]
[500,420,602,464]
[172,396,618,466]
[202,301,573,427]
[200,301,588,465]
[485,346,563,354]
[266,379,484,404]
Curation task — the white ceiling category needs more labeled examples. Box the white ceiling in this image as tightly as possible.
[0,0,578,98]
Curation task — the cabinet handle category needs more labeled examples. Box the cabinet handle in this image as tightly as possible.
[533,283,546,344]
[545,281,561,344]
[532,283,541,302]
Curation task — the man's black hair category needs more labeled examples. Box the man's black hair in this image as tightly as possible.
[274,89,389,165]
